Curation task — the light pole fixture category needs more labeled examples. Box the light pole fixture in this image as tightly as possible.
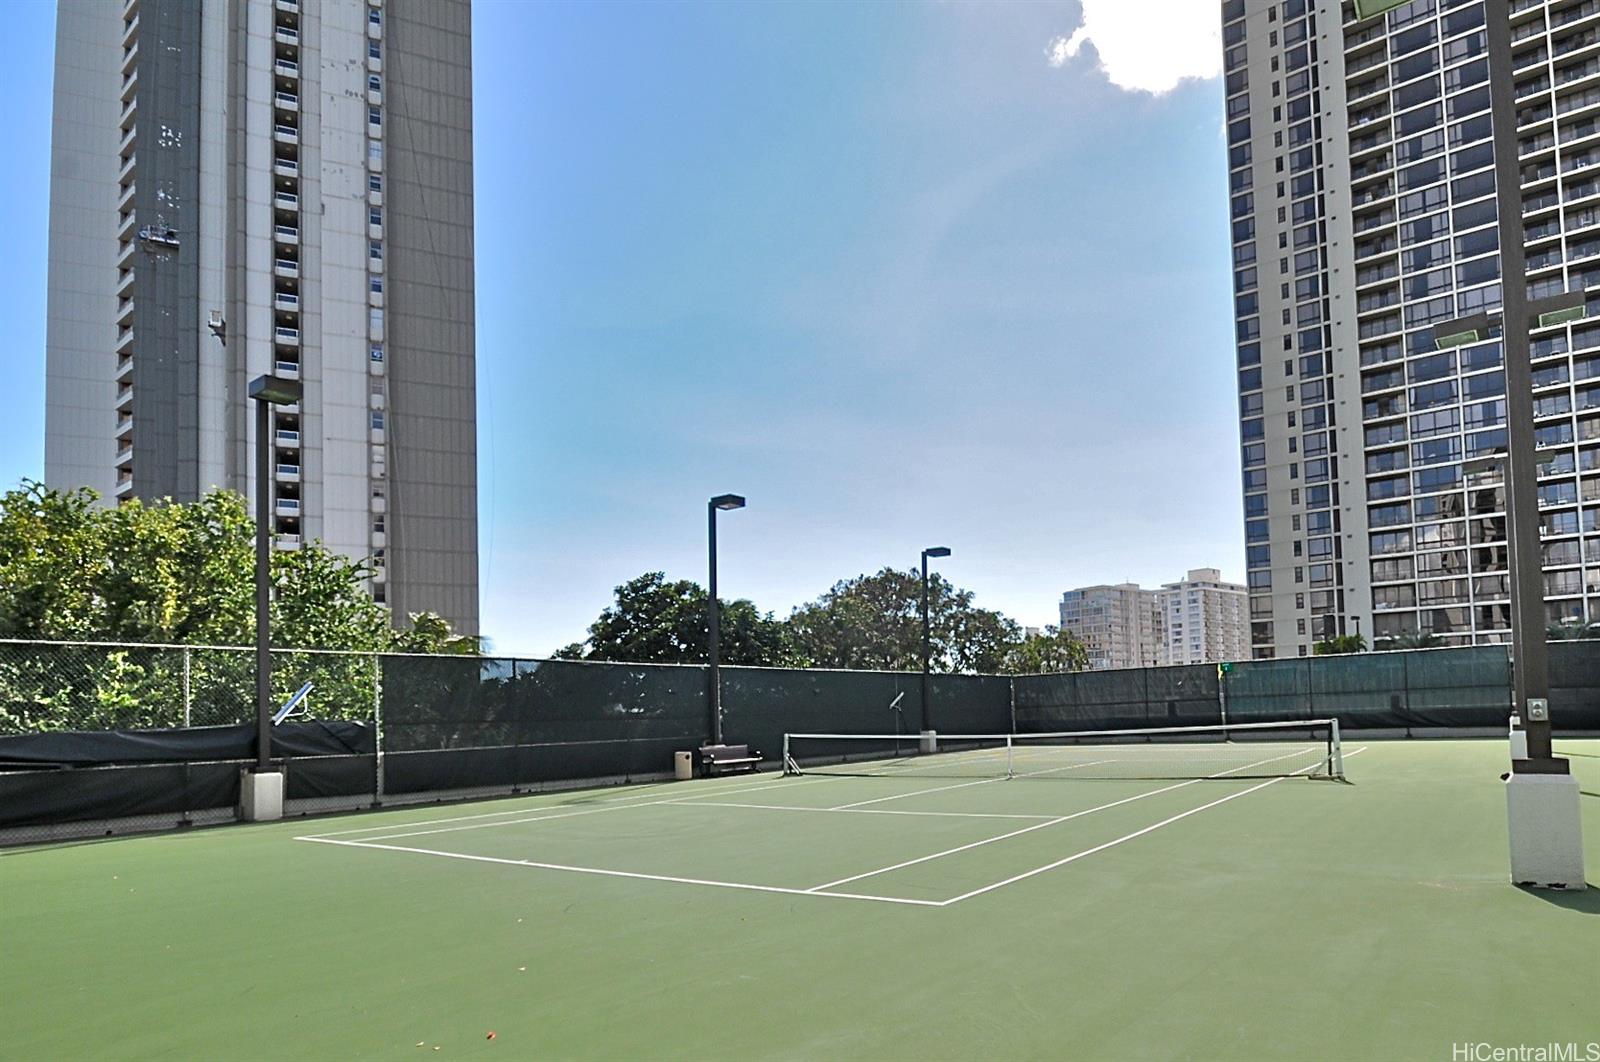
[707,493,745,746]
[920,547,951,739]
[248,374,301,795]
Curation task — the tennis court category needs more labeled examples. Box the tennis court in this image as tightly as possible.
[4,736,1599,1059]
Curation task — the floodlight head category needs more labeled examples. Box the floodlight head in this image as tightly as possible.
[923,546,952,559]
[249,374,302,405]
[711,493,746,511]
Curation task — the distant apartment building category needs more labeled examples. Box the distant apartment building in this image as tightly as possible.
[1159,568,1249,664]
[44,0,479,633]
[1058,584,1165,670]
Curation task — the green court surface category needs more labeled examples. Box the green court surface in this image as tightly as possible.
[3,738,1599,1060]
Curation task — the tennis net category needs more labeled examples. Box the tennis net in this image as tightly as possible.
[782,719,1344,781]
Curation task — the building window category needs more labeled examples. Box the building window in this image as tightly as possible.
[369,174,382,193]
[369,40,381,60]
[369,106,382,128]
[369,8,381,26]
[370,345,385,362]
[370,275,383,294]
[369,206,382,226]
[370,240,383,262]
[369,74,381,93]
[372,411,385,430]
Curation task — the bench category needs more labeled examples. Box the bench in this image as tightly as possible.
[699,743,762,777]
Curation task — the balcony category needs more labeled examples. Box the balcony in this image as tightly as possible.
[121,39,138,76]
[274,58,299,80]
[274,258,299,279]
[274,359,301,378]
[275,463,301,483]
[275,0,299,13]
[274,26,299,47]
[273,224,300,246]
[116,325,134,355]
[274,429,301,447]
[274,292,300,313]
[275,498,301,517]
[115,383,134,410]
[119,122,137,156]
[273,191,299,214]
[371,530,387,549]
[274,325,301,345]
[273,91,299,114]
[118,152,136,183]
[115,443,134,467]
[371,494,387,514]
[273,123,298,146]
[117,182,136,214]
[121,66,138,103]
[117,269,136,298]
[114,475,135,499]
[275,533,302,551]
[273,157,298,179]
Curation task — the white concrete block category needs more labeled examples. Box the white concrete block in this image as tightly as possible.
[919,730,938,754]
[240,769,285,822]
[1505,772,1587,890]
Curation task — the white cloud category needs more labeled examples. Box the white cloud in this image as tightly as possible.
[1048,1,1222,95]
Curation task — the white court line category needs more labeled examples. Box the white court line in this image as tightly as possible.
[937,746,1369,906]
[295,835,942,907]
[299,775,795,840]
[826,759,1116,811]
[806,746,1330,894]
[662,800,1056,821]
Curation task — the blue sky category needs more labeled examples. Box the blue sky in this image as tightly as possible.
[0,1,1239,656]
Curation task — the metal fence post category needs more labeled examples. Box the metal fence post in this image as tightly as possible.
[372,652,384,806]
[182,647,191,729]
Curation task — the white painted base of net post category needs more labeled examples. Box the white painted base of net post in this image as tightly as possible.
[239,769,285,822]
[1508,714,1529,760]
[919,730,937,754]
[1505,772,1586,890]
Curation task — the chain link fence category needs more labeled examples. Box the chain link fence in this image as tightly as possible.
[0,639,378,734]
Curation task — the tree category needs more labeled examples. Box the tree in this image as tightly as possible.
[0,481,471,732]
[1313,633,1366,655]
[999,626,1090,675]
[786,567,1019,674]
[556,571,795,666]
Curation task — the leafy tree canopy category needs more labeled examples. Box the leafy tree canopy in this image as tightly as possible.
[0,481,472,653]
[998,626,1091,675]
[555,571,795,666]
[787,567,1019,674]
[1313,633,1367,655]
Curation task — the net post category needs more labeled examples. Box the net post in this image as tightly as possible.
[1006,733,1014,780]
[373,652,385,805]
[782,733,799,776]
[1328,717,1344,780]
[182,647,191,729]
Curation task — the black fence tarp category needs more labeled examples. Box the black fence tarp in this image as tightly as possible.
[0,721,376,829]
[720,667,1012,764]
[379,657,707,795]
[1013,665,1221,733]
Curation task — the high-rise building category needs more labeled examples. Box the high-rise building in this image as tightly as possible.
[1058,583,1165,670]
[1158,568,1249,664]
[44,0,479,634]
[1223,0,1600,659]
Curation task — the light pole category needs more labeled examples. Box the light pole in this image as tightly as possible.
[245,373,300,820]
[920,547,951,740]
[707,493,745,745]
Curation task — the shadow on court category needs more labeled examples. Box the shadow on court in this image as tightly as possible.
[1517,884,1600,914]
